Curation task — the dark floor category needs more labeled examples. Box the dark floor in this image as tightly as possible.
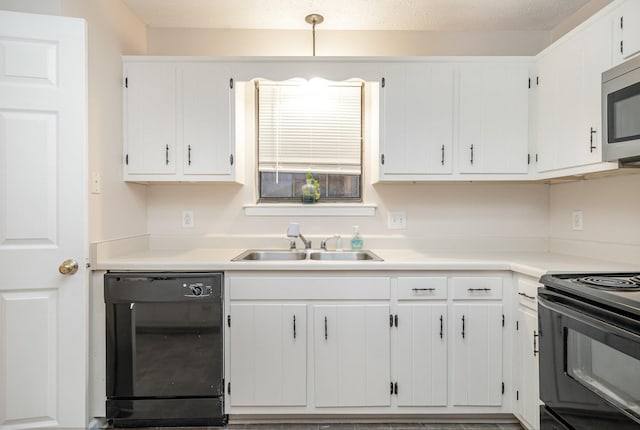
[118,423,524,430]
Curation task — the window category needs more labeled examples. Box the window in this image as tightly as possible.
[257,79,363,201]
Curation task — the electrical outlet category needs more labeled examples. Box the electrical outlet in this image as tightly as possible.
[182,211,194,228]
[91,172,101,194]
[572,210,583,231]
[388,211,407,229]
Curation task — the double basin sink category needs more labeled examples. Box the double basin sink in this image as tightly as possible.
[232,249,383,262]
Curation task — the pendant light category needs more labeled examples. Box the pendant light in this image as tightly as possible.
[305,13,324,56]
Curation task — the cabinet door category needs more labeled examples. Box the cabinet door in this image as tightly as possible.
[452,303,503,406]
[614,0,640,63]
[314,304,390,407]
[124,62,176,176]
[380,63,454,177]
[396,304,447,406]
[229,304,307,406]
[518,308,541,430]
[458,63,529,174]
[179,63,235,177]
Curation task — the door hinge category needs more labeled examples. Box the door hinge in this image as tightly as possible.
[381,77,386,88]
[125,154,129,165]
[502,314,505,327]
[230,78,234,89]
[502,382,505,395]
[125,77,128,88]
[227,315,231,327]
[227,381,231,395]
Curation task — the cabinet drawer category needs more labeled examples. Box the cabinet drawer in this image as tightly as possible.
[517,277,539,310]
[397,277,447,300]
[451,277,503,300]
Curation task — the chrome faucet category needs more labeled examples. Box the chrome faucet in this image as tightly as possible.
[321,234,342,251]
[287,222,312,250]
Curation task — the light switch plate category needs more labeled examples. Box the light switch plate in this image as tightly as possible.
[388,211,407,229]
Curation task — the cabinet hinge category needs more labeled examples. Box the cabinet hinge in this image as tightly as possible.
[230,78,234,89]
[502,382,505,395]
[125,154,129,165]
[381,154,385,165]
[381,77,386,88]
[516,390,519,401]
[230,154,234,166]
[227,315,231,327]
[502,314,505,327]
[125,77,128,88]
[227,381,231,395]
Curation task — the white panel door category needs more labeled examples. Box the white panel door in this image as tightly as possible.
[396,304,447,406]
[229,304,307,406]
[0,11,87,429]
[452,303,503,406]
[179,63,234,177]
[458,63,529,174]
[123,61,176,176]
[615,0,640,62]
[314,304,390,407]
[380,63,454,177]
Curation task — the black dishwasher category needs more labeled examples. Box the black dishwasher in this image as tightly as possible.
[104,272,226,427]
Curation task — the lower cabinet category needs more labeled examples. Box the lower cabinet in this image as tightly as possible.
[229,303,307,406]
[225,272,512,416]
[313,304,391,407]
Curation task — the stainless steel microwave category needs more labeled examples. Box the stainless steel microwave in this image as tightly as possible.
[602,55,640,164]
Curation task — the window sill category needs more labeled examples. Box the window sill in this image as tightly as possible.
[243,203,377,217]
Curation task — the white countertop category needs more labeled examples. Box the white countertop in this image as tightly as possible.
[92,239,637,279]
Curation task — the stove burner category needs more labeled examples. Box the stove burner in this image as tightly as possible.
[577,276,640,291]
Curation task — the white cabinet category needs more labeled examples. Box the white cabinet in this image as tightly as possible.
[313,304,391,407]
[451,277,504,406]
[394,276,448,406]
[229,304,307,406]
[123,59,241,182]
[513,275,541,430]
[535,8,614,174]
[379,63,454,178]
[458,63,530,174]
[614,0,640,64]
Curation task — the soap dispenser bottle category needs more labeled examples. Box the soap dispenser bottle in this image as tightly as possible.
[350,225,363,251]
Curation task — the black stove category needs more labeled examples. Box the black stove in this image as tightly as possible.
[539,272,640,321]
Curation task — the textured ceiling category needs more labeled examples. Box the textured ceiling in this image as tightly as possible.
[122,0,593,31]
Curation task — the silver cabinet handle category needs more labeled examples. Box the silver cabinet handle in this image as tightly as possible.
[293,315,296,339]
[324,316,328,340]
[518,291,535,300]
[412,288,436,292]
[461,315,465,339]
[468,288,491,292]
[533,331,539,356]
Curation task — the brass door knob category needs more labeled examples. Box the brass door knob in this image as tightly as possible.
[58,259,79,275]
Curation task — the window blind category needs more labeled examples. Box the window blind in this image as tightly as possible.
[257,80,362,175]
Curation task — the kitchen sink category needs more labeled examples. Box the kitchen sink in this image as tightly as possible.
[308,250,382,261]
[231,250,307,261]
[231,249,382,262]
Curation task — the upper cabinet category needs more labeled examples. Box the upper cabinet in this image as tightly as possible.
[458,62,529,175]
[123,59,242,183]
[613,0,640,65]
[379,62,454,178]
[534,5,619,176]
[377,59,531,182]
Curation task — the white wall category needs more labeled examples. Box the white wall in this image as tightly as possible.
[60,0,148,242]
[549,173,640,265]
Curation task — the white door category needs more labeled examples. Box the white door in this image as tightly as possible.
[229,304,307,406]
[314,304,390,407]
[395,304,447,406]
[452,303,503,406]
[0,11,87,429]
